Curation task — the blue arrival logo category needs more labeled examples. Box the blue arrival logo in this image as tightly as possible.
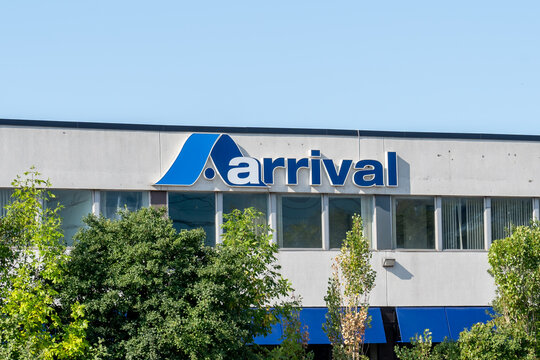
[156,133,398,188]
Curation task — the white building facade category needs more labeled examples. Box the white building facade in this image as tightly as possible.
[1,119,536,359]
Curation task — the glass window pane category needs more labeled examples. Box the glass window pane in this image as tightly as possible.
[442,198,484,250]
[48,190,93,246]
[100,191,149,219]
[491,198,532,240]
[0,189,13,217]
[329,196,373,249]
[223,193,268,225]
[168,192,215,246]
[395,198,435,249]
[278,195,321,248]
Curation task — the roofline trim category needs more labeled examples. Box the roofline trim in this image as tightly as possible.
[0,118,538,141]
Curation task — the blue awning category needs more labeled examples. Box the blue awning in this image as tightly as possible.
[254,321,283,345]
[299,307,328,344]
[254,307,386,345]
[255,306,494,345]
[396,307,494,343]
[365,308,387,343]
[396,307,450,343]
[445,307,493,340]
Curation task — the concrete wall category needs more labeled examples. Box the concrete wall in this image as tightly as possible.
[0,126,161,190]
[1,125,540,196]
[277,251,495,307]
[0,124,521,308]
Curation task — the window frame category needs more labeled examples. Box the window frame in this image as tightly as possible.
[327,194,374,250]
[440,196,486,251]
[490,196,534,242]
[392,196,437,250]
[167,191,217,246]
[97,190,150,219]
[276,194,324,250]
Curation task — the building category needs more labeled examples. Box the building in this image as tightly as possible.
[1,119,537,359]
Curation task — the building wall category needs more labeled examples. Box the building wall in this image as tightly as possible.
[2,125,540,196]
[278,251,494,307]
[2,122,536,309]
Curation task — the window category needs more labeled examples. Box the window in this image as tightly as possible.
[48,190,93,246]
[329,196,373,249]
[223,193,268,228]
[395,197,435,249]
[491,198,532,240]
[442,198,484,249]
[0,189,13,217]
[100,191,149,219]
[168,192,215,246]
[278,195,321,248]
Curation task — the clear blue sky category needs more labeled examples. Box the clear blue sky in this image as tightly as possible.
[1,1,538,134]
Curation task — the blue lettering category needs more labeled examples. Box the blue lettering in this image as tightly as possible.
[386,152,398,187]
[353,160,384,187]
[323,159,352,186]
[159,133,400,188]
[287,158,309,185]
[263,157,285,184]
[310,150,321,186]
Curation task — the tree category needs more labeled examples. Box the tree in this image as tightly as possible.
[59,206,210,359]
[394,330,459,360]
[323,215,376,360]
[264,307,314,360]
[488,223,539,342]
[0,169,89,359]
[394,330,435,360]
[180,207,299,359]
[458,221,539,360]
[395,222,540,360]
[458,321,535,360]
[60,206,301,359]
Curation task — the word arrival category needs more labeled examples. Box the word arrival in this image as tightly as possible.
[156,133,398,188]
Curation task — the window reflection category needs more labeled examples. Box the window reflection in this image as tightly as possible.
[442,198,484,249]
[491,198,532,240]
[169,192,215,246]
[0,189,13,217]
[395,197,435,249]
[100,191,149,219]
[278,195,321,248]
[48,190,93,246]
[329,196,373,249]
[223,193,268,225]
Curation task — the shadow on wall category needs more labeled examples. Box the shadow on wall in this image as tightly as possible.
[397,155,410,193]
[388,261,414,280]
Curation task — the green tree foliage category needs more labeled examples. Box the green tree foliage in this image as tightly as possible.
[180,208,299,359]
[59,207,211,359]
[0,169,89,359]
[263,307,314,360]
[458,321,536,360]
[395,330,434,360]
[395,222,540,360]
[432,339,460,360]
[488,223,539,342]
[60,206,302,359]
[458,221,539,360]
[395,330,459,360]
[323,214,376,360]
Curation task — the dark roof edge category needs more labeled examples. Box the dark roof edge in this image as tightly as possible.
[0,118,538,141]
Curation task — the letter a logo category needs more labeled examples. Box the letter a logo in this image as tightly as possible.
[156,133,266,187]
